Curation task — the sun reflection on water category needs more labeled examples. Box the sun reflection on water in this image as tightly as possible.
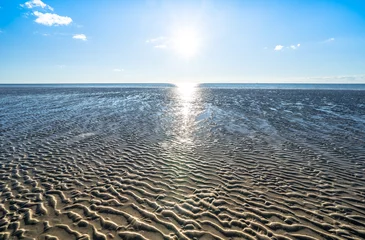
[175,82,198,101]
[174,82,199,143]
[175,82,198,115]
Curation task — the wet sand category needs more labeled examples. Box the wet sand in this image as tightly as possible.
[0,86,365,240]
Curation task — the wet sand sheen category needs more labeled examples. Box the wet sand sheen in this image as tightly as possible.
[0,86,365,240]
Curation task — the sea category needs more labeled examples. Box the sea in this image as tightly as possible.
[1,83,365,90]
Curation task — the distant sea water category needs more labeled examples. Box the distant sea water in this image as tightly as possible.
[0,83,175,88]
[1,83,365,90]
[200,83,365,90]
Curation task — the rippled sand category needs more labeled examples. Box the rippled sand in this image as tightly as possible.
[1,86,365,240]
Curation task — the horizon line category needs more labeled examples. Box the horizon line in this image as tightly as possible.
[1,82,365,85]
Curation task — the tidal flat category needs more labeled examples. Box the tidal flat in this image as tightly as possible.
[1,85,365,240]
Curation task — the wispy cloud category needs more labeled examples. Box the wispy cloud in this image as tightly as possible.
[289,43,301,50]
[33,11,72,26]
[323,37,335,43]
[21,0,53,11]
[274,45,284,51]
[154,45,167,49]
[289,74,365,83]
[146,36,169,49]
[274,43,300,51]
[113,68,124,72]
[146,36,166,43]
[33,31,53,37]
[73,34,87,41]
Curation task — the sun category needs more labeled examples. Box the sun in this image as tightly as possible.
[172,27,200,58]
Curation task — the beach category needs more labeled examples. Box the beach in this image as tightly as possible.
[0,85,364,240]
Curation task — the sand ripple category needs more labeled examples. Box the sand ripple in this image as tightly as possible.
[0,87,365,239]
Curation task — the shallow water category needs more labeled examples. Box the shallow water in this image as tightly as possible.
[1,86,365,239]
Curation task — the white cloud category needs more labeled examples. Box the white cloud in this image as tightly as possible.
[274,45,284,51]
[290,43,301,50]
[33,11,72,26]
[113,68,124,72]
[274,43,301,51]
[146,36,169,49]
[146,36,165,43]
[21,0,53,11]
[23,12,31,18]
[323,38,335,43]
[73,34,87,41]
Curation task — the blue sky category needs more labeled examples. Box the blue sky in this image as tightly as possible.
[1,0,365,83]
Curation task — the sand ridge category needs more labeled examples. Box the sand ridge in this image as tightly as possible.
[0,87,365,239]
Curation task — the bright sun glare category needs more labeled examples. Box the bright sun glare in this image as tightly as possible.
[176,82,197,101]
[172,28,200,58]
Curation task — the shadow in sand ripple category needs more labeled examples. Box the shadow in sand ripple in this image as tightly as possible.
[0,86,365,239]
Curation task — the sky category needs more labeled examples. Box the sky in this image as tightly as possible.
[1,0,365,84]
